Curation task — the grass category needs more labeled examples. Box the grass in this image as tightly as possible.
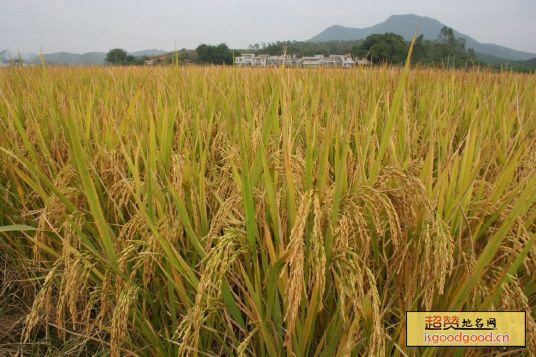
[0,64,535,356]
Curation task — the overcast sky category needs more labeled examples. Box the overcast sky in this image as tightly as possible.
[2,0,535,54]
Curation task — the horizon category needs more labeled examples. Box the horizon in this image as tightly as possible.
[1,1,535,55]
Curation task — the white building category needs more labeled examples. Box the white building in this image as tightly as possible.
[267,54,300,67]
[329,55,355,68]
[234,53,359,68]
[301,55,324,68]
[301,55,353,68]
[234,54,268,67]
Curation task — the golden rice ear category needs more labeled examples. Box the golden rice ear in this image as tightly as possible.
[284,190,312,347]
[331,250,364,324]
[32,166,82,261]
[204,193,242,247]
[307,194,326,300]
[365,268,384,357]
[94,150,127,190]
[236,326,258,357]
[23,261,62,342]
[174,230,247,355]
[111,282,138,357]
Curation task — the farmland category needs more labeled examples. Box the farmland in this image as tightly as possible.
[0,65,535,356]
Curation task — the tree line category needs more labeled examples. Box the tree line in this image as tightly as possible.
[105,48,147,65]
[257,27,481,68]
[105,27,534,71]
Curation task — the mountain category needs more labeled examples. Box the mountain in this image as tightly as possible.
[474,52,515,66]
[309,14,536,61]
[40,52,106,65]
[0,49,167,65]
[522,57,536,67]
[516,56,536,70]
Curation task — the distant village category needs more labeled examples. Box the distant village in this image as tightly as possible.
[143,53,371,67]
[233,54,370,68]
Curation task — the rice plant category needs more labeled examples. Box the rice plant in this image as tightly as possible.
[0,63,535,356]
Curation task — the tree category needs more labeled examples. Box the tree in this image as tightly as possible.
[438,27,455,45]
[412,34,427,63]
[105,48,128,65]
[359,33,407,64]
[251,40,362,58]
[105,48,144,65]
[423,26,478,67]
[438,26,466,54]
[351,45,367,59]
[196,43,233,65]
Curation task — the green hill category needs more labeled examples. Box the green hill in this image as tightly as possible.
[309,14,535,62]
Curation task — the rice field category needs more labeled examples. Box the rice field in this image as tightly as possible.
[0,63,535,356]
